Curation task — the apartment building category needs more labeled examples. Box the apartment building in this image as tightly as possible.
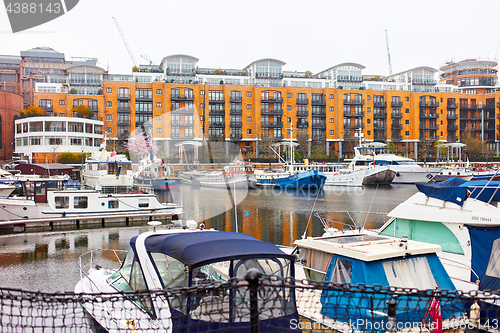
[5,50,499,161]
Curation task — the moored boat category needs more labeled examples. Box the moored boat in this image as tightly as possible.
[82,150,134,193]
[75,225,298,332]
[255,165,326,190]
[180,161,258,189]
[134,157,181,190]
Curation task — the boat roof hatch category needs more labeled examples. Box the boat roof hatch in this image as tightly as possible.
[139,231,292,267]
[294,234,441,262]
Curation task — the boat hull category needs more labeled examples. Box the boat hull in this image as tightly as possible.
[135,176,181,190]
[363,167,396,185]
[257,170,326,190]
[390,167,442,184]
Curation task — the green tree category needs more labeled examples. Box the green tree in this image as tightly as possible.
[461,130,486,159]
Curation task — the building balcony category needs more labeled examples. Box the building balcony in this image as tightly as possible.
[171,121,194,126]
[171,134,195,139]
[374,124,386,130]
[230,120,242,127]
[261,97,283,103]
[391,112,402,118]
[373,112,387,119]
[344,123,365,129]
[419,101,439,108]
[391,101,403,107]
[373,101,387,107]
[230,96,242,102]
[311,112,326,117]
[336,75,363,82]
[447,124,458,130]
[419,124,438,130]
[297,121,308,128]
[261,121,283,128]
[166,70,196,76]
[412,79,437,85]
[209,133,225,141]
[312,122,326,128]
[311,98,326,106]
[117,96,130,101]
[296,98,308,105]
[230,108,242,115]
[343,111,365,117]
[118,132,130,140]
[460,104,479,110]
[171,94,194,101]
[208,109,225,115]
[261,109,283,116]
[447,103,458,109]
[118,120,130,126]
[209,99,225,104]
[255,73,283,79]
[172,107,195,114]
[447,113,458,119]
[420,112,438,118]
[209,122,225,128]
[296,110,308,116]
[391,123,402,130]
[343,99,365,105]
[312,134,326,141]
[230,133,242,140]
[135,96,153,102]
[374,133,386,141]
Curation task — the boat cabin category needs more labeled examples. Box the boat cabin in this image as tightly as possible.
[106,231,298,331]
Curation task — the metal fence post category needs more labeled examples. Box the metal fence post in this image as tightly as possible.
[245,268,262,333]
[387,297,397,333]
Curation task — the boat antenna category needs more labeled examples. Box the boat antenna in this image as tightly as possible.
[301,189,322,239]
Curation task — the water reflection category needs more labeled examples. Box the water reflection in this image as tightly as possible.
[0,184,418,292]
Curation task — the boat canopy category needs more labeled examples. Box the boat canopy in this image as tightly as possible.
[467,225,500,291]
[416,177,500,206]
[138,231,292,267]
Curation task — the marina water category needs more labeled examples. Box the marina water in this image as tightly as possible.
[0,184,418,292]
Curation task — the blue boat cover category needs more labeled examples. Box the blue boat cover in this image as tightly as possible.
[416,178,500,206]
[135,231,291,267]
[319,253,462,326]
[467,225,500,291]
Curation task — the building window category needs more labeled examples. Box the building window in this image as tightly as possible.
[106,101,112,107]
[107,127,112,133]
[329,106,334,112]
[287,93,291,98]
[106,87,111,94]
[156,115,162,121]
[405,119,409,125]
[405,108,409,113]
[118,88,130,98]
[247,91,252,97]
[405,131,409,136]
[367,130,371,136]
[329,94,334,100]
[367,119,371,124]
[157,102,162,109]
[200,90,205,96]
[287,117,291,123]
[405,97,409,102]
[287,105,292,111]
[367,107,371,113]
[106,114,112,121]
[247,129,252,135]
[246,104,252,110]
[157,128,162,134]
[40,99,53,111]
[247,117,252,123]
[59,100,65,106]
[330,130,334,135]
[156,89,162,95]
[367,96,371,101]
[329,118,334,124]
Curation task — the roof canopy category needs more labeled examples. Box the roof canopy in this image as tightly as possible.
[142,231,291,267]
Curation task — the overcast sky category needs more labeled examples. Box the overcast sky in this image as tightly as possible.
[1,0,499,76]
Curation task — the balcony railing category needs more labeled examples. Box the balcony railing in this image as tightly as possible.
[296,98,308,105]
[311,98,326,105]
[391,101,403,107]
[261,121,283,128]
[391,123,402,129]
[118,120,130,126]
[373,101,387,107]
[209,122,225,128]
[447,103,458,109]
[391,112,402,118]
[261,109,283,116]
[230,120,242,127]
[230,108,242,115]
[261,97,283,103]
[447,124,458,130]
[447,113,458,119]
[419,101,439,108]
[343,99,365,105]
[344,123,365,129]
[297,121,308,128]
[296,110,308,116]
[419,112,438,118]
[230,133,242,140]
[373,112,387,119]
[208,99,225,104]
[230,96,242,102]
[171,94,194,101]
[343,111,365,117]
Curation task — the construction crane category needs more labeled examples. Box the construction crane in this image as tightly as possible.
[385,29,393,76]
[112,17,137,68]
[141,55,153,65]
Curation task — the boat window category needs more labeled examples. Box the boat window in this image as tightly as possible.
[383,257,436,289]
[118,247,135,284]
[233,257,292,279]
[485,238,500,278]
[298,247,332,281]
[74,196,88,209]
[380,219,463,254]
[330,259,352,284]
[54,196,69,209]
[150,253,189,288]
[192,262,230,286]
[138,198,149,208]
[108,200,119,209]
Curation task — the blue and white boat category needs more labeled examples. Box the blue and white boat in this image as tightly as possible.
[292,228,464,330]
[76,226,298,332]
[255,165,326,190]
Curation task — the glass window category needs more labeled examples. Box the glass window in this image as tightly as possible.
[383,257,436,289]
[55,196,69,209]
[106,87,111,94]
[247,91,252,97]
[246,117,251,123]
[151,253,188,288]
[59,100,65,106]
[157,102,162,109]
[74,196,88,209]
[156,89,162,95]
[330,259,352,284]
[108,200,119,209]
[138,198,149,208]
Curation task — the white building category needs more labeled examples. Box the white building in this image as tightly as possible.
[15,116,104,161]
